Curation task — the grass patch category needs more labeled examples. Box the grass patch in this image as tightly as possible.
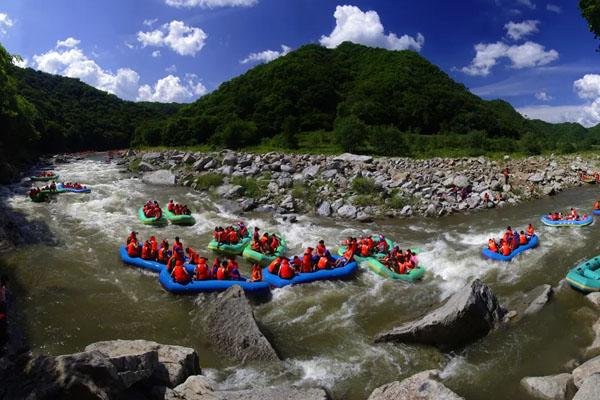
[292,182,319,206]
[128,159,141,172]
[230,176,265,198]
[352,194,382,207]
[387,194,412,210]
[194,173,224,191]
[351,177,378,195]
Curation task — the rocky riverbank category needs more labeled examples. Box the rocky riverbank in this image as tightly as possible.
[122,150,600,221]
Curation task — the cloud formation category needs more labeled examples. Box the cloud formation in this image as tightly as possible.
[137,20,207,56]
[574,74,600,100]
[546,4,561,13]
[240,45,291,64]
[0,12,14,34]
[165,0,257,8]
[504,20,539,40]
[534,91,552,101]
[462,41,558,76]
[319,5,424,51]
[31,38,204,103]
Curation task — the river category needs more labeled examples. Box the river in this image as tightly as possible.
[1,153,598,399]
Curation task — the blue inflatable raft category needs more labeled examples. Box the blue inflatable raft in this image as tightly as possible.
[593,210,600,216]
[158,265,270,294]
[119,245,166,273]
[56,183,91,193]
[261,255,358,288]
[482,234,539,262]
[566,255,600,292]
[540,215,593,227]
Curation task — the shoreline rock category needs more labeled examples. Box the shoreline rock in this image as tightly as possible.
[367,369,464,400]
[124,149,600,221]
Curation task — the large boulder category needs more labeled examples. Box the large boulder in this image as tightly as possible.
[143,169,176,186]
[367,370,463,400]
[1,351,123,399]
[216,184,244,199]
[524,285,553,315]
[520,373,573,400]
[204,285,280,363]
[316,201,332,217]
[337,204,357,219]
[573,374,600,400]
[85,339,200,388]
[375,279,506,350]
[334,153,373,163]
[572,355,600,388]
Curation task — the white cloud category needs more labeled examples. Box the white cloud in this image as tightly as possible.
[574,74,600,100]
[546,4,561,13]
[143,18,158,27]
[319,5,424,51]
[462,41,558,76]
[534,91,552,101]
[164,0,257,8]
[137,20,207,56]
[518,100,600,127]
[0,12,14,34]
[31,38,203,103]
[165,64,177,73]
[152,50,161,58]
[504,20,539,40]
[137,74,207,102]
[240,44,291,64]
[516,0,535,9]
[56,37,80,48]
[124,42,135,49]
[11,56,28,68]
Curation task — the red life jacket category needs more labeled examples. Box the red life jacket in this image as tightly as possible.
[127,242,138,257]
[195,262,209,280]
[172,265,189,284]
[317,256,329,270]
[228,230,238,244]
[158,247,169,263]
[301,254,312,273]
[216,267,227,280]
[316,244,326,257]
[268,258,280,274]
[279,260,295,279]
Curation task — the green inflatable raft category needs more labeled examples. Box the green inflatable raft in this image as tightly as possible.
[208,236,251,256]
[242,236,287,266]
[30,174,59,181]
[566,255,600,292]
[30,192,49,202]
[164,209,195,226]
[138,207,167,226]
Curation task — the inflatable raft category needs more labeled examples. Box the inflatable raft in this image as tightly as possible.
[56,183,91,193]
[30,174,59,181]
[540,215,593,227]
[593,209,600,216]
[242,237,287,266]
[158,265,270,294]
[337,237,395,263]
[138,207,167,226]
[119,245,165,273]
[208,236,251,256]
[566,255,600,292]
[261,256,358,288]
[363,258,425,282]
[30,192,49,202]
[582,177,597,184]
[482,234,539,262]
[164,209,195,226]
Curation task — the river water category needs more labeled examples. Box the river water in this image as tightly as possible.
[1,153,599,399]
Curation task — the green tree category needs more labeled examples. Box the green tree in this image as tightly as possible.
[580,0,600,49]
[334,116,366,153]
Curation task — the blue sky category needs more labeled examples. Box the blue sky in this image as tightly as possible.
[1,0,600,126]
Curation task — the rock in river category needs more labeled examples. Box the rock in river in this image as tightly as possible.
[368,370,464,400]
[204,285,280,363]
[520,373,573,400]
[375,279,505,350]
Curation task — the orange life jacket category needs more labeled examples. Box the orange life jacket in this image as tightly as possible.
[488,240,497,252]
[268,258,280,274]
[317,256,329,270]
[301,254,312,273]
[278,260,295,279]
[251,267,262,282]
[141,245,151,260]
[316,244,326,257]
[228,230,238,244]
[216,267,227,280]
[172,265,189,284]
[360,244,370,257]
[195,262,209,280]
[501,244,511,256]
[127,242,138,257]
[158,247,169,263]
[527,226,534,236]
[519,235,527,245]
[343,248,354,261]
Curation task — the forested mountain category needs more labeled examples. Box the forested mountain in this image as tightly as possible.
[132,42,599,156]
[0,41,180,182]
[2,40,599,183]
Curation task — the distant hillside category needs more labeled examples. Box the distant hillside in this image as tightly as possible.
[133,42,598,156]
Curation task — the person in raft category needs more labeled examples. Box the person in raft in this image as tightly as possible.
[170,260,190,285]
[594,200,600,210]
[143,200,162,219]
[167,200,191,216]
[213,226,244,246]
[250,263,263,282]
[381,248,416,274]
[250,230,280,255]
[487,224,535,255]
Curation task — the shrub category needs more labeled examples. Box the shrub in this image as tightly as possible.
[334,116,366,153]
[230,176,264,198]
[351,176,378,195]
[194,173,224,190]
